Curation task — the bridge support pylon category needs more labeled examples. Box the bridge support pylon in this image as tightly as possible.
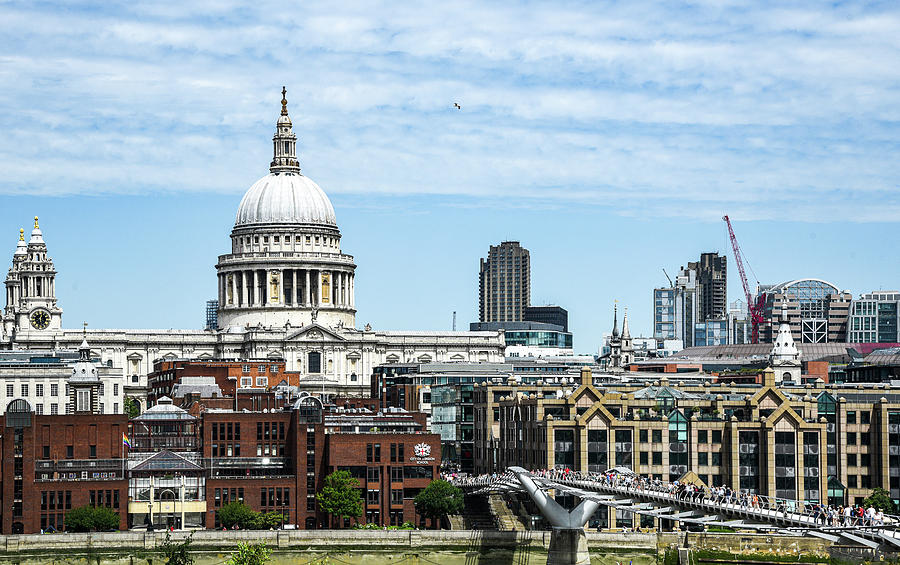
[509,467,598,565]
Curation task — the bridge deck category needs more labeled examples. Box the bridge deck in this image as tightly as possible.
[453,469,900,550]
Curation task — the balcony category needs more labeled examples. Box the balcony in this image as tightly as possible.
[207,457,292,479]
[35,459,123,482]
[217,251,355,266]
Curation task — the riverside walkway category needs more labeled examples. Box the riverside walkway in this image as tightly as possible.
[452,467,900,551]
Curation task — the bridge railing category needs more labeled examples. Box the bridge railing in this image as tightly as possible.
[451,470,900,536]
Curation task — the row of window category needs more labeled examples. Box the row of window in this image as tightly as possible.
[366,443,409,463]
[40,490,72,511]
[240,234,338,248]
[5,383,119,397]
[241,364,281,374]
[213,487,246,507]
[260,487,290,508]
[89,489,120,508]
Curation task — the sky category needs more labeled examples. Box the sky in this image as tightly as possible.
[1,1,898,353]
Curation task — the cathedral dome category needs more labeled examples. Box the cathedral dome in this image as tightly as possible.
[235,173,336,228]
[234,87,337,229]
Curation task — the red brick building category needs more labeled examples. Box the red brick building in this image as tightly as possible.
[0,386,440,533]
[148,359,297,403]
[0,401,128,534]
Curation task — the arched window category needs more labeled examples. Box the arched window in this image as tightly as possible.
[308,352,321,374]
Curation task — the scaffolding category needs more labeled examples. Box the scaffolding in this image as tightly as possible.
[205,300,218,330]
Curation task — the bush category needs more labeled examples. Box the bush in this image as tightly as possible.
[226,542,271,565]
[219,502,257,529]
[161,532,194,565]
[218,502,288,530]
[64,505,120,532]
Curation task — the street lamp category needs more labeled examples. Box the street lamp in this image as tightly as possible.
[281,500,287,529]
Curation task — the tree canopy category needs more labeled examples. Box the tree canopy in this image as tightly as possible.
[63,505,120,532]
[316,470,363,525]
[414,479,463,527]
[863,487,897,513]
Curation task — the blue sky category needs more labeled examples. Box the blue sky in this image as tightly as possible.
[1,1,898,352]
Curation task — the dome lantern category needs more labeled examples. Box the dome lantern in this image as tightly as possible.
[270,86,300,174]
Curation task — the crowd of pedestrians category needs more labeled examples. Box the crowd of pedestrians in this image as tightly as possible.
[448,468,893,529]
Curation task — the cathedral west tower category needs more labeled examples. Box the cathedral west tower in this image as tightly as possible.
[3,218,63,337]
[215,88,356,330]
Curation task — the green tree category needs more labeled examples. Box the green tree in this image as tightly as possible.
[124,396,141,418]
[160,532,194,565]
[863,487,897,513]
[316,470,363,527]
[218,502,257,529]
[414,479,463,529]
[226,542,271,565]
[63,505,120,532]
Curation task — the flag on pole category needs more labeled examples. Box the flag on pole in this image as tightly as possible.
[122,433,132,449]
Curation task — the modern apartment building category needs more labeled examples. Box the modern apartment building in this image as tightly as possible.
[848,291,900,344]
[479,241,530,323]
[474,364,900,529]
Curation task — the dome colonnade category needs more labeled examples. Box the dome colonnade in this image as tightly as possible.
[215,88,356,329]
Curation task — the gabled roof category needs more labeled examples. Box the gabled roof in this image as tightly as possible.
[131,450,202,472]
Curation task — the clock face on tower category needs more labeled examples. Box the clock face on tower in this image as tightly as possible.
[30,309,51,330]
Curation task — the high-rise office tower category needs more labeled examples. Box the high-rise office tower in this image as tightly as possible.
[690,252,727,322]
[479,241,530,323]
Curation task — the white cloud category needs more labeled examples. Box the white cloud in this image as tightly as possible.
[0,0,897,220]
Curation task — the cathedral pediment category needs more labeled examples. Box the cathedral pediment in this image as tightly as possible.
[285,323,347,343]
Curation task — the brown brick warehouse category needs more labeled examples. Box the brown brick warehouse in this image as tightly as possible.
[0,368,439,534]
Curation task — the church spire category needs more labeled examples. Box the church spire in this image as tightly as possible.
[270,86,300,174]
[611,303,619,338]
[622,307,631,339]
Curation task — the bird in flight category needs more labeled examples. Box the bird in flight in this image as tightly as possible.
[453,102,461,110]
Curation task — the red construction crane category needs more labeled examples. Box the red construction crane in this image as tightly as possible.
[723,215,766,343]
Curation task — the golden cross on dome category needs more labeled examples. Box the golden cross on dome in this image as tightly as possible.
[83,321,88,337]
[34,216,39,229]
[19,229,24,241]
[281,86,288,115]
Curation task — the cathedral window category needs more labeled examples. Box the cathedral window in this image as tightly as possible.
[308,352,322,374]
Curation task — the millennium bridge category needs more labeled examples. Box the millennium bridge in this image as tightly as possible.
[453,467,900,565]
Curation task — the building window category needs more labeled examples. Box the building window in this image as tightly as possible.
[256,377,267,387]
[51,403,58,415]
[77,389,90,411]
[241,377,252,388]
[51,383,58,396]
[36,384,44,397]
[21,384,28,397]
[113,384,118,396]
[308,352,322,374]
[242,365,250,373]
[698,452,708,465]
